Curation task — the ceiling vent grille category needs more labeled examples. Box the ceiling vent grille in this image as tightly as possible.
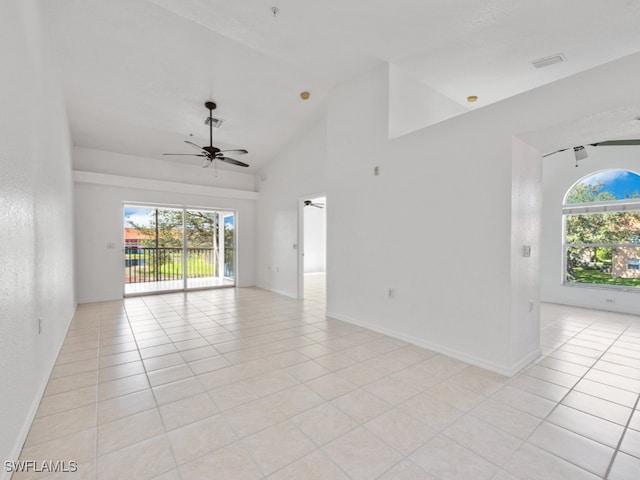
[531,53,566,69]
[204,117,224,128]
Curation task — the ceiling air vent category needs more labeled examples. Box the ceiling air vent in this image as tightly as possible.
[204,116,224,128]
[531,53,566,69]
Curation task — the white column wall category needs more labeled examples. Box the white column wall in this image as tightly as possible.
[0,0,76,471]
[510,138,542,367]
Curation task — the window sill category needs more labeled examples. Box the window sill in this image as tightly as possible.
[562,282,640,293]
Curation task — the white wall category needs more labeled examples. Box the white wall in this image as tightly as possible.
[325,64,524,374]
[510,138,542,366]
[74,168,257,303]
[0,0,76,471]
[542,147,640,314]
[74,146,256,192]
[257,51,640,375]
[388,64,467,139]
[256,114,328,298]
[303,198,327,273]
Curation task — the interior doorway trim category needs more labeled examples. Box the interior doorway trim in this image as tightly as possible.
[297,193,327,300]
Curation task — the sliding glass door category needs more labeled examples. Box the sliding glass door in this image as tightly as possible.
[124,205,235,295]
[184,209,235,289]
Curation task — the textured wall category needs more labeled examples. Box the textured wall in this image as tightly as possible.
[0,0,76,469]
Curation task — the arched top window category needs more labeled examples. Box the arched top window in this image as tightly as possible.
[563,169,640,289]
[565,169,640,205]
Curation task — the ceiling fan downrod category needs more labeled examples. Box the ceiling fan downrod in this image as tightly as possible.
[205,101,216,148]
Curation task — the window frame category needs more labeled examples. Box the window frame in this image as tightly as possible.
[562,174,640,291]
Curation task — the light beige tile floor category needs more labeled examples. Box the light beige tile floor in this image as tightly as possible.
[12,277,640,479]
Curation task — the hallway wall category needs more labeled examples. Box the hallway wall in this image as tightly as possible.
[0,0,76,470]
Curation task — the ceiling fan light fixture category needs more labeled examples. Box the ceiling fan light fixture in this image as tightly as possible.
[201,157,212,168]
[573,145,588,161]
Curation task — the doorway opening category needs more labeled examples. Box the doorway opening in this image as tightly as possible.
[123,204,236,295]
[299,195,327,303]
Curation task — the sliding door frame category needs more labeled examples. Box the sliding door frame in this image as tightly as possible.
[123,202,237,296]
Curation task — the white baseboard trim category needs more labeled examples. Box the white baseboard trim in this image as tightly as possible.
[77,295,123,304]
[326,310,540,377]
[4,372,51,480]
[507,348,542,376]
[255,284,297,299]
[4,305,77,480]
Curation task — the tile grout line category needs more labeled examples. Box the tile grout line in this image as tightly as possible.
[137,294,269,478]
[463,315,624,478]
[604,391,640,479]
[123,298,183,479]
[189,289,328,478]
[516,319,637,477]
[26,294,638,480]
[92,309,102,480]
[146,288,418,477]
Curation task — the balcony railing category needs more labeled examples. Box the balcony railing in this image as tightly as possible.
[124,247,222,284]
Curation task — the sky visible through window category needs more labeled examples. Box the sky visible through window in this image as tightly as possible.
[124,206,152,227]
[123,206,234,228]
[571,169,640,201]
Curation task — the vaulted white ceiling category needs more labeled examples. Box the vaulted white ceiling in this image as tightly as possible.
[41,0,640,171]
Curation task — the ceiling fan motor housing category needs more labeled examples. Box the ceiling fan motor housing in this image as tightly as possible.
[202,145,220,156]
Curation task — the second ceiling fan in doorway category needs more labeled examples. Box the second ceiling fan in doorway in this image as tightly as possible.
[304,199,325,209]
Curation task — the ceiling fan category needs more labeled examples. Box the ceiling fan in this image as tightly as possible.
[304,200,325,208]
[163,101,249,168]
[543,139,640,158]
